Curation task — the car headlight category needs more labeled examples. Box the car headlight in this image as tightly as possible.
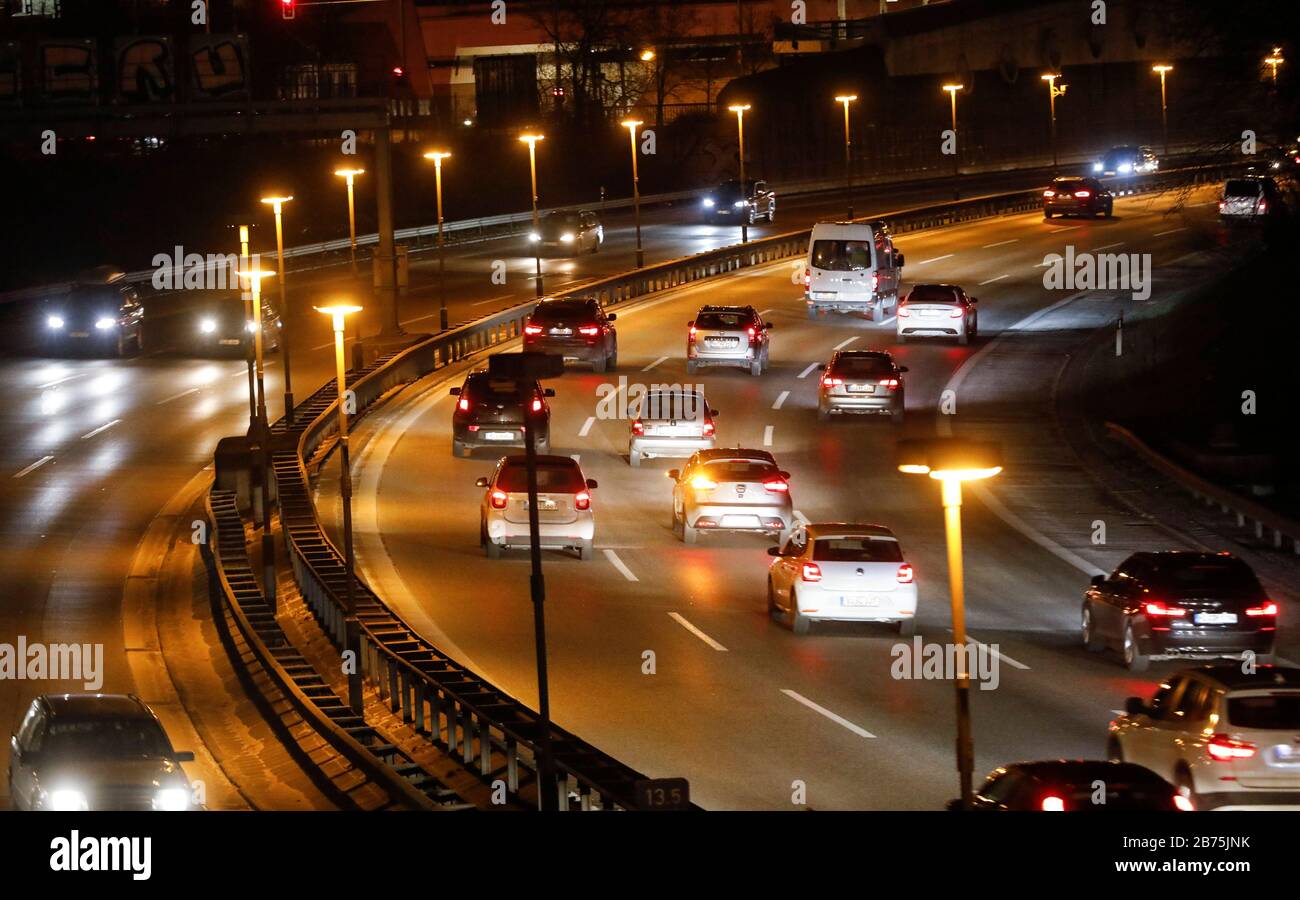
[49,788,88,811]
[1118,162,1132,173]
[560,232,575,243]
[246,320,259,333]
[199,318,216,334]
[528,232,540,242]
[153,787,190,811]
[733,200,745,208]
[94,317,116,330]
[702,198,715,208]
[1092,163,1103,172]
[47,315,64,329]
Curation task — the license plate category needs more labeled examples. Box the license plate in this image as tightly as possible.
[484,431,515,441]
[812,292,836,300]
[842,595,882,607]
[720,514,761,528]
[1271,744,1299,762]
[550,328,572,335]
[706,337,738,347]
[219,338,241,345]
[1194,612,1238,625]
[537,498,557,511]
[846,384,873,393]
[921,310,942,317]
[70,331,90,338]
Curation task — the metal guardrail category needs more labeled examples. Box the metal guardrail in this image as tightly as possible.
[1105,423,1300,555]
[262,162,1232,811]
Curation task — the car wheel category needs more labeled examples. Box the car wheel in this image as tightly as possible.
[767,205,775,223]
[1082,603,1105,651]
[768,580,781,620]
[593,354,607,374]
[672,506,685,541]
[607,344,618,370]
[1122,622,1149,672]
[1106,738,1123,763]
[895,617,916,637]
[897,333,907,344]
[1104,203,1114,218]
[452,439,467,458]
[1174,768,1200,807]
[750,359,763,377]
[683,521,698,545]
[891,402,904,425]
[629,449,641,468]
[807,305,818,320]
[789,590,810,635]
[535,438,550,455]
[958,329,969,346]
[1044,210,1054,219]
[865,304,877,322]
[818,406,830,423]
[578,538,594,560]
[686,360,698,375]
[482,523,501,559]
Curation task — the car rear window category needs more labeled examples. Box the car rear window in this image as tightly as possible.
[1225,180,1261,198]
[465,375,528,401]
[640,391,705,420]
[497,463,584,493]
[832,356,893,378]
[700,460,778,482]
[907,286,958,304]
[1228,693,1300,729]
[695,311,752,330]
[1148,558,1260,592]
[43,719,172,758]
[1052,179,1085,191]
[811,239,872,271]
[812,537,903,563]
[1053,783,1175,810]
[545,212,582,227]
[533,301,596,321]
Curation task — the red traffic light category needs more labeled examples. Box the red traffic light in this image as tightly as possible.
[281,0,296,20]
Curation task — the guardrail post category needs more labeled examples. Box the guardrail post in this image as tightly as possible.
[388,658,400,712]
[478,716,491,776]
[506,738,519,791]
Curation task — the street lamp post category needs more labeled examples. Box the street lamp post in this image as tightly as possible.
[835,95,856,219]
[519,133,546,298]
[333,169,364,278]
[1041,73,1065,171]
[1264,49,1284,86]
[728,104,751,243]
[260,195,294,425]
[423,152,452,330]
[236,263,278,610]
[315,303,366,716]
[898,437,1003,811]
[237,224,258,434]
[942,84,963,198]
[1152,64,1173,158]
[620,120,645,267]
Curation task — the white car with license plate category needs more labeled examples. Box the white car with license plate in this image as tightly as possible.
[1109,665,1300,810]
[767,523,917,635]
[668,448,793,543]
[477,455,597,560]
[896,283,978,345]
[628,388,717,466]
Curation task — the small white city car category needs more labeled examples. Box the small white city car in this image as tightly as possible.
[478,454,597,560]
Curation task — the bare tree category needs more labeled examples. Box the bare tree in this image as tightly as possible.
[530,0,638,128]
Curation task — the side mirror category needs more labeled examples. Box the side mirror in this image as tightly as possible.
[586,478,598,489]
[174,751,195,763]
[666,469,680,480]
[544,388,556,397]
[764,323,774,330]
[970,298,980,304]
[709,409,719,417]
[1124,696,1147,717]
[449,387,461,396]
[896,252,906,267]
[607,313,617,322]
[1089,574,1106,588]
[687,320,694,328]
[475,477,489,488]
[767,546,783,557]
[899,366,909,373]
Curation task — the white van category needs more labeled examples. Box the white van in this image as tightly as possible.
[803,221,905,321]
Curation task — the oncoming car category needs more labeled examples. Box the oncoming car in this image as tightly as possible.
[477,454,597,560]
[1093,145,1159,177]
[530,210,603,255]
[668,448,793,544]
[192,294,281,355]
[628,388,717,467]
[766,523,917,635]
[39,268,144,357]
[7,693,196,811]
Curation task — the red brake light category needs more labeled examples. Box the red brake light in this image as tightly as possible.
[702,418,715,437]
[1143,600,1187,618]
[803,268,811,286]
[579,325,600,336]
[897,304,910,317]
[763,477,789,493]
[1043,189,1056,198]
[632,418,644,436]
[1040,795,1065,812]
[531,397,543,413]
[457,396,470,412]
[822,375,843,387]
[1258,199,1268,213]
[801,563,822,582]
[524,322,543,336]
[489,489,508,509]
[688,324,697,342]
[1218,200,1225,210]
[871,272,878,291]
[949,307,964,317]
[1074,190,1091,198]
[878,378,898,388]
[1208,734,1257,761]
[747,325,758,341]
[896,564,914,584]
[575,490,591,510]
[1245,601,1278,617]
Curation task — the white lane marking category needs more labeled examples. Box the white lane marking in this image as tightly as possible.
[38,374,84,390]
[978,274,1010,285]
[763,425,774,446]
[1092,241,1126,251]
[156,387,201,405]
[231,366,253,377]
[13,456,54,479]
[879,315,897,326]
[578,416,595,437]
[833,336,858,351]
[982,239,1018,248]
[916,254,953,265]
[642,355,669,372]
[1153,227,1186,237]
[772,390,789,410]
[668,612,728,651]
[797,362,819,379]
[469,293,519,308]
[604,549,638,582]
[966,636,1030,670]
[81,419,121,440]
[936,290,1107,577]
[781,689,876,739]
[759,308,774,315]
[1048,225,1081,233]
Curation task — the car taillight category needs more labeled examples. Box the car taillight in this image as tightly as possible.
[1257,199,1267,213]
[1040,795,1065,811]
[871,272,878,291]
[878,378,899,388]
[896,564,914,584]
[531,397,543,413]
[1173,794,1195,811]
[688,324,697,343]
[897,304,910,317]
[632,418,644,436]
[1218,200,1226,210]
[579,325,600,336]
[949,307,964,318]
[1245,601,1278,617]
[457,396,470,412]
[822,375,843,387]
[702,418,715,437]
[524,322,543,336]
[690,475,716,490]
[747,325,758,341]
[489,489,508,509]
[1144,600,1187,618]
[575,490,591,510]
[803,268,811,286]
[801,563,822,582]
[1043,189,1057,198]
[763,477,789,493]
[1074,190,1091,198]
[1208,734,1257,761]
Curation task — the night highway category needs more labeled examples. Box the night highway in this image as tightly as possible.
[1,0,1298,887]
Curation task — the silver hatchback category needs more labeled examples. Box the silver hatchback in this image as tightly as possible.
[668,448,793,544]
[628,389,717,467]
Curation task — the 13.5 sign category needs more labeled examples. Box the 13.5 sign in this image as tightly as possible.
[634,778,691,811]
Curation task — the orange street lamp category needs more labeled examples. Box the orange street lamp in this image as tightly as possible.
[237,262,279,608]
[1041,73,1066,170]
[423,152,452,329]
[332,169,365,276]
[620,120,645,267]
[260,194,295,425]
[942,84,964,190]
[1264,49,1283,86]
[727,104,751,243]
[1152,64,1173,157]
[519,133,546,297]
[835,95,857,218]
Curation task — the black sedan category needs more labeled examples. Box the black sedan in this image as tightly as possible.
[954,761,1192,811]
[1043,177,1113,218]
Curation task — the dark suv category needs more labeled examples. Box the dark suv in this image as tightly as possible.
[523,297,618,373]
[687,305,772,375]
[1081,551,1278,671]
[957,761,1190,811]
[1043,177,1113,218]
[817,350,907,423]
[449,369,554,458]
[700,179,775,224]
[39,267,144,357]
